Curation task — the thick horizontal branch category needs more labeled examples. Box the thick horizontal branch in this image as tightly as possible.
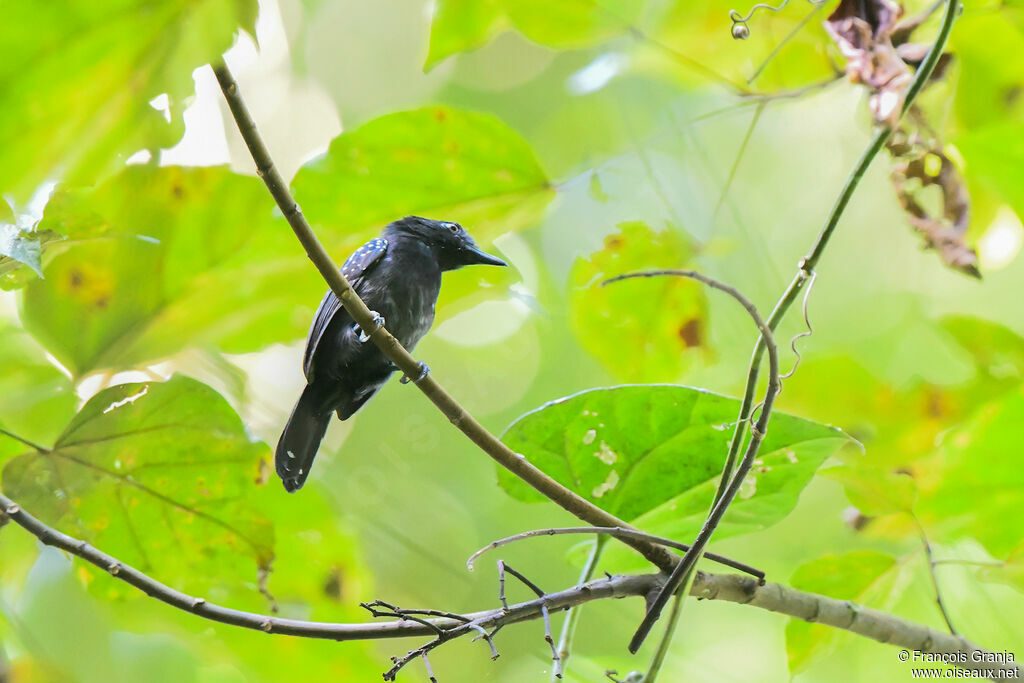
[210,61,676,574]
[0,493,1016,679]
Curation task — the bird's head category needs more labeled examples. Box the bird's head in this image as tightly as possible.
[388,216,507,271]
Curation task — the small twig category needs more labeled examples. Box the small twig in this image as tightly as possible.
[467,527,765,582]
[421,652,438,683]
[641,592,686,682]
[257,565,279,614]
[712,101,766,221]
[552,537,605,682]
[499,562,561,678]
[469,623,501,660]
[361,601,446,636]
[912,515,957,635]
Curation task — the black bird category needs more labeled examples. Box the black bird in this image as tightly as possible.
[275,216,507,492]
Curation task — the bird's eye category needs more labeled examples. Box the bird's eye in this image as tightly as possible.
[444,222,460,234]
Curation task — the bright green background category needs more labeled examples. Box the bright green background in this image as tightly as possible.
[1,0,1023,681]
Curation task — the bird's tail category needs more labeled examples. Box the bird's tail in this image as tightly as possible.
[275,383,332,493]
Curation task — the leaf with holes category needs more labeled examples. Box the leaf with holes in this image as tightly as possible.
[786,551,914,674]
[570,222,708,382]
[499,385,851,535]
[1,375,273,594]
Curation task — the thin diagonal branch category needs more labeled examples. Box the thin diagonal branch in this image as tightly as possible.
[552,537,605,682]
[210,61,677,575]
[0,491,1016,679]
[912,514,957,635]
[602,270,779,652]
[627,0,962,653]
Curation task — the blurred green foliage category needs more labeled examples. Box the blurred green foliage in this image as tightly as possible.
[3,376,273,593]
[0,0,1022,681]
[569,221,709,381]
[0,0,258,203]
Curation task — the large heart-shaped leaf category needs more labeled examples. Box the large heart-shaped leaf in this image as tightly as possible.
[0,0,257,201]
[1,376,272,593]
[292,106,553,248]
[499,385,851,536]
[19,166,323,376]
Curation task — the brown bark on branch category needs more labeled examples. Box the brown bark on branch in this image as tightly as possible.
[0,491,1016,679]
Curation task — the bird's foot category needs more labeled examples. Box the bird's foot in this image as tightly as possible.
[400,362,430,385]
[355,311,385,343]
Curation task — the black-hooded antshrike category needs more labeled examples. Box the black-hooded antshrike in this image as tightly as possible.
[275,216,507,492]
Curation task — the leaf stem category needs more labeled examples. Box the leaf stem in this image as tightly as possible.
[552,537,605,682]
[0,428,48,453]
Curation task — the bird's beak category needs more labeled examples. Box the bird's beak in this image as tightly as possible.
[462,245,507,267]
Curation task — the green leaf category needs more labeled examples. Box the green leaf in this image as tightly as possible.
[0,0,258,200]
[950,15,1024,129]
[820,465,917,516]
[292,106,553,248]
[954,124,1024,230]
[1,375,273,593]
[499,385,850,530]
[569,222,708,382]
[0,325,75,448]
[915,388,1024,557]
[426,0,644,69]
[785,551,910,674]
[20,166,322,375]
[977,541,1024,595]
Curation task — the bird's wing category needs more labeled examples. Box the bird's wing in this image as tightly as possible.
[302,237,388,381]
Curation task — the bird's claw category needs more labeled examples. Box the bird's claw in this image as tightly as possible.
[400,362,430,384]
[355,311,385,343]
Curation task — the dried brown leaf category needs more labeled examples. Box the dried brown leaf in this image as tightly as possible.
[825,0,912,126]
[886,124,980,278]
